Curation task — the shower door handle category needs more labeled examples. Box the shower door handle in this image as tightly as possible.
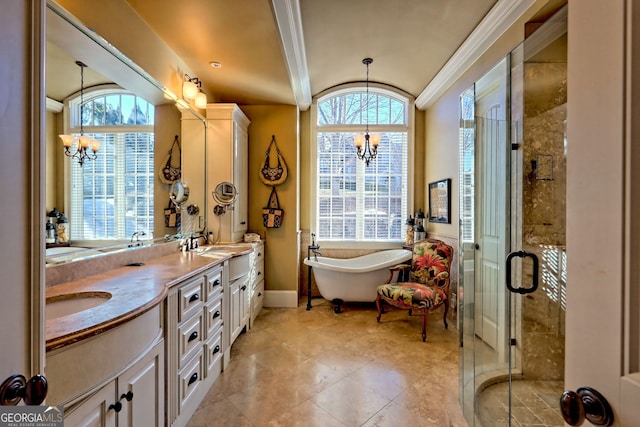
[505,250,539,294]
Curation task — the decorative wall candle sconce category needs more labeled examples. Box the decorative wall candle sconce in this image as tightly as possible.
[183,74,207,108]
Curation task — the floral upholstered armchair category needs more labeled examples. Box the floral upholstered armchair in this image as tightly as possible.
[376,238,454,342]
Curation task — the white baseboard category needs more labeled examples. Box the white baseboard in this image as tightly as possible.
[264,290,298,308]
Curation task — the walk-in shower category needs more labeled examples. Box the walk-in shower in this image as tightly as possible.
[459,6,568,426]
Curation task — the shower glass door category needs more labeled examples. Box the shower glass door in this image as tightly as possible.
[459,6,567,426]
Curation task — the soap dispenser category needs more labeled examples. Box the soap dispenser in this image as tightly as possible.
[46,208,59,244]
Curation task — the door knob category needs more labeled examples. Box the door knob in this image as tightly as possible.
[0,374,48,405]
[560,387,614,426]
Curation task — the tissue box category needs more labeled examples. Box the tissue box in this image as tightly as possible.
[244,233,260,242]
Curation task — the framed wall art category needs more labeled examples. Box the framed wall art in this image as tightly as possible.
[428,178,451,224]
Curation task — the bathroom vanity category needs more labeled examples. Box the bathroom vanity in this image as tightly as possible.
[44,241,263,426]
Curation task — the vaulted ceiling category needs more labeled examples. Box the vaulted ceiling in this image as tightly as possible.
[47,0,566,110]
[125,0,498,108]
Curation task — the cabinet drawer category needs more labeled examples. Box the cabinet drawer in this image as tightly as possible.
[178,277,204,322]
[253,243,264,262]
[251,265,264,289]
[178,312,203,366]
[178,350,204,414]
[205,298,223,338]
[252,262,264,286]
[204,328,223,380]
[205,267,223,301]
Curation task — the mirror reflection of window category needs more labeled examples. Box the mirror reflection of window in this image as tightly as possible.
[67,88,155,240]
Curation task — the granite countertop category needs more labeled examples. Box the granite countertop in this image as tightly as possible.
[45,243,255,352]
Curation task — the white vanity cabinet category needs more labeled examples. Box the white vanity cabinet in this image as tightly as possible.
[63,339,165,427]
[48,306,165,427]
[249,241,265,328]
[166,264,225,427]
[206,104,250,243]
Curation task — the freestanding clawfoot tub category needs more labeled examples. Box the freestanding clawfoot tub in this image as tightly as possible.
[304,249,412,312]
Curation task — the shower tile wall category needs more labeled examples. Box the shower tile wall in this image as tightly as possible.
[521,62,567,380]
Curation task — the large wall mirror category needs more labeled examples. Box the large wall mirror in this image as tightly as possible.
[45,1,206,265]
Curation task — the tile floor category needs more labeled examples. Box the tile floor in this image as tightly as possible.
[187,299,467,427]
[476,380,565,427]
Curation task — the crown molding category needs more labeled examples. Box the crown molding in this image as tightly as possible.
[271,0,312,110]
[46,97,63,112]
[416,0,537,110]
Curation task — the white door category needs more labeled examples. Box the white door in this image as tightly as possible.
[474,59,508,357]
[0,0,45,404]
[565,1,640,425]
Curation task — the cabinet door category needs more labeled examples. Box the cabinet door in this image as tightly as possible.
[240,276,251,329]
[117,340,164,427]
[232,120,248,238]
[229,275,250,344]
[229,278,242,343]
[63,381,117,427]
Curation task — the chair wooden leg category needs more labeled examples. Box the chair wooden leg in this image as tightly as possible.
[376,295,383,322]
[421,309,428,342]
[443,299,449,330]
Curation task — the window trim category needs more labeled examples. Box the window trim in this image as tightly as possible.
[62,86,155,243]
[310,82,415,249]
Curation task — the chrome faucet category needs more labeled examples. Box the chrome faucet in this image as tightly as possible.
[188,233,203,250]
[129,231,146,247]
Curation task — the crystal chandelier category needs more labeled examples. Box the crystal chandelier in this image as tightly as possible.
[354,57,380,166]
[58,61,100,167]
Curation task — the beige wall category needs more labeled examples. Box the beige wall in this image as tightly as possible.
[154,104,182,238]
[242,105,299,292]
[45,110,65,213]
[414,108,426,211]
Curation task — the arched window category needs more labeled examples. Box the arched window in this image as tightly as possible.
[312,85,413,245]
[66,88,155,241]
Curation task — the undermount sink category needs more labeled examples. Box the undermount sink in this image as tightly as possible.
[46,291,112,321]
[195,246,233,256]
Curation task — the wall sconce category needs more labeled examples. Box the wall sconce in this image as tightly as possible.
[183,74,207,108]
[58,61,100,167]
[354,58,380,166]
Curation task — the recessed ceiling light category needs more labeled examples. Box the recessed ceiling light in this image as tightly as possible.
[210,61,222,68]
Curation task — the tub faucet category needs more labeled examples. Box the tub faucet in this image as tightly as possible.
[309,233,322,261]
[306,233,323,311]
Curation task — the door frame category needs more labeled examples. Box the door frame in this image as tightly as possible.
[566,0,640,424]
[0,0,46,388]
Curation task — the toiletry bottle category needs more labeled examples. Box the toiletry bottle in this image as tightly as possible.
[46,219,56,244]
[405,215,414,245]
[57,213,69,243]
[414,223,426,242]
[46,208,60,244]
